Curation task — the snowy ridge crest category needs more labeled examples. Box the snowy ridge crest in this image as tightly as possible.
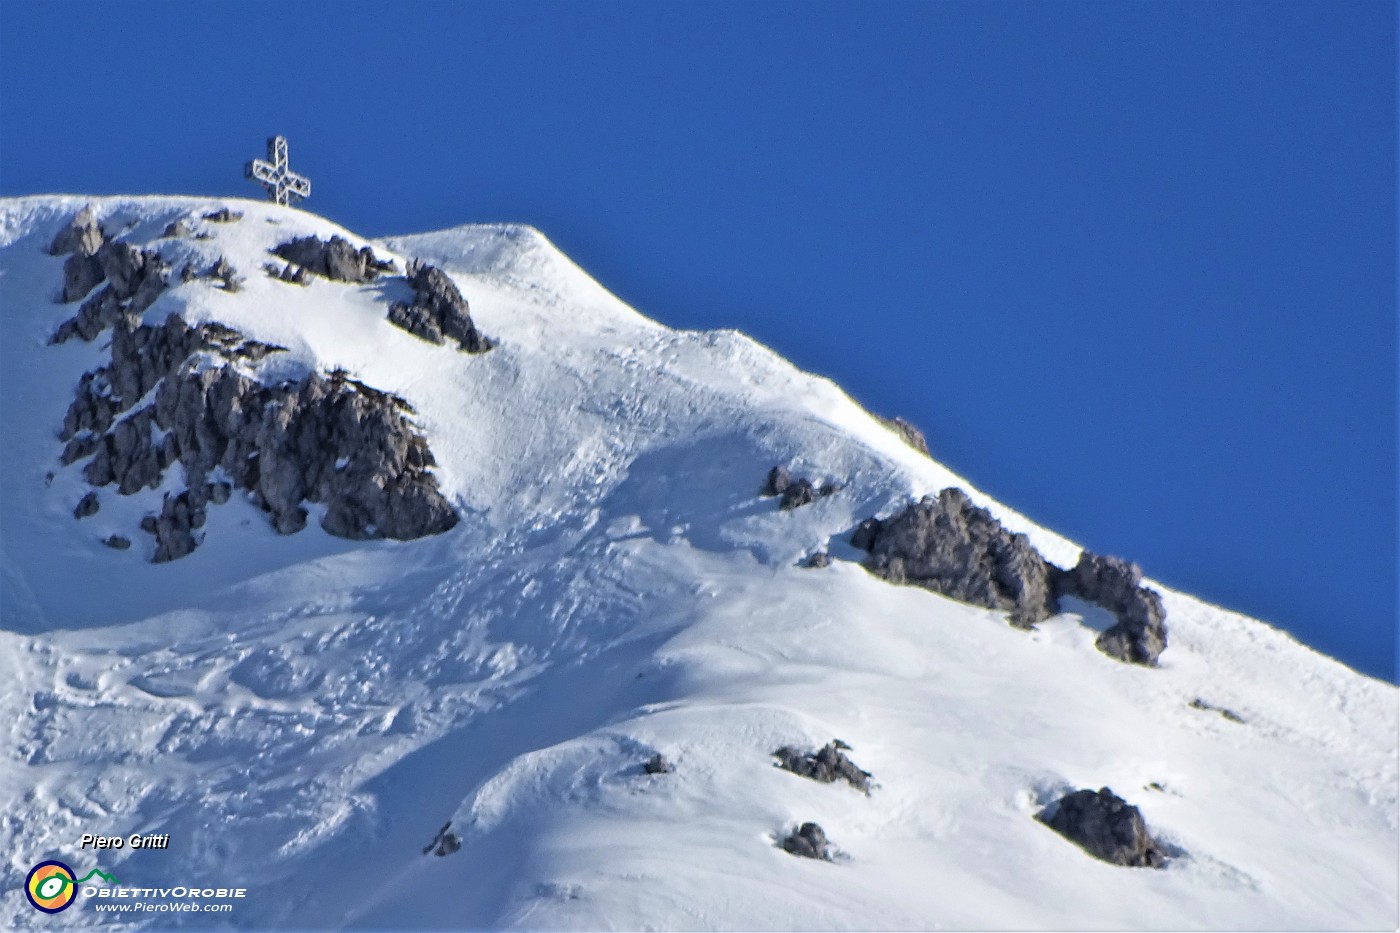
[0,195,1394,931]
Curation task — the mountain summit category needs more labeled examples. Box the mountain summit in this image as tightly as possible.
[1,196,1394,930]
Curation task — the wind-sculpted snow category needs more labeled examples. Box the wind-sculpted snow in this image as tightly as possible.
[0,196,1395,931]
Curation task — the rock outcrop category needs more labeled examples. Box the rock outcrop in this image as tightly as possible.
[422,822,461,857]
[52,239,169,342]
[761,465,838,511]
[877,414,931,456]
[387,260,493,352]
[73,491,99,519]
[1054,552,1168,666]
[61,252,105,303]
[48,205,105,258]
[264,262,311,285]
[57,310,457,561]
[643,753,674,775]
[852,488,1058,629]
[203,208,242,223]
[1040,787,1166,868]
[272,235,394,283]
[780,822,832,860]
[774,741,871,794]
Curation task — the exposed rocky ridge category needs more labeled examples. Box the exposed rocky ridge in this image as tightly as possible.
[1054,552,1169,666]
[1040,787,1166,868]
[851,488,1058,629]
[387,260,494,352]
[761,465,838,511]
[774,741,871,794]
[272,234,395,283]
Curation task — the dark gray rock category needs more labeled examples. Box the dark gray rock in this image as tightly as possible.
[73,491,100,519]
[51,241,167,342]
[643,753,674,775]
[763,465,793,497]
[102,534,131,550]
[1040,787,1166,868]
[422,822,461,857]
[850,517,882,552]
[853,488,1058,629]
[48,206,105,257]
[51,287,126,344]
[877,415,931,456]
[264,262,310,285]
[61,252,105,303]
[1055,551,1168,666]
[388,260,493,353]
[273,235,394,284]
[151,490,201,563]
[207,256,242,292]
[761,465,837,510]
[774,741,871,794]
[780,822,832,860]
[780,479,820,510]
[203,208,243,223]
[160,218,191,239]
[57,311,456,562]
[61,433,102,465]
[802,551,830,569]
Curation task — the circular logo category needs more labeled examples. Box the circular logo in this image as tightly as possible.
[26,861,77,913]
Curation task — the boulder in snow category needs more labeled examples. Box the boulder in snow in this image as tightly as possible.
[643,753,674,775]
[761,465,838,510]
[774,741,871,794]
[1040,787,1166,868]
[780,822,833,860]
[422,822,461,857]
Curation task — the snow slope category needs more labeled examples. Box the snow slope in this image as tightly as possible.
[0,195,1395,931]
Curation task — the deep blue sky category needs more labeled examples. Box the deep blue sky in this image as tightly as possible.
[2,2,1394,682]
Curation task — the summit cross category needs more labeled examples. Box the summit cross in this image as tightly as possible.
[244,135,311,206]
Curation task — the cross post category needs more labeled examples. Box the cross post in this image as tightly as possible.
[245,135,311,206]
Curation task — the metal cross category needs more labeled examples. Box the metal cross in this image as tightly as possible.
[244,135,311,206]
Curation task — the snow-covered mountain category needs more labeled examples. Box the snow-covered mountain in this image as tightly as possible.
[1,195,1394,931]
